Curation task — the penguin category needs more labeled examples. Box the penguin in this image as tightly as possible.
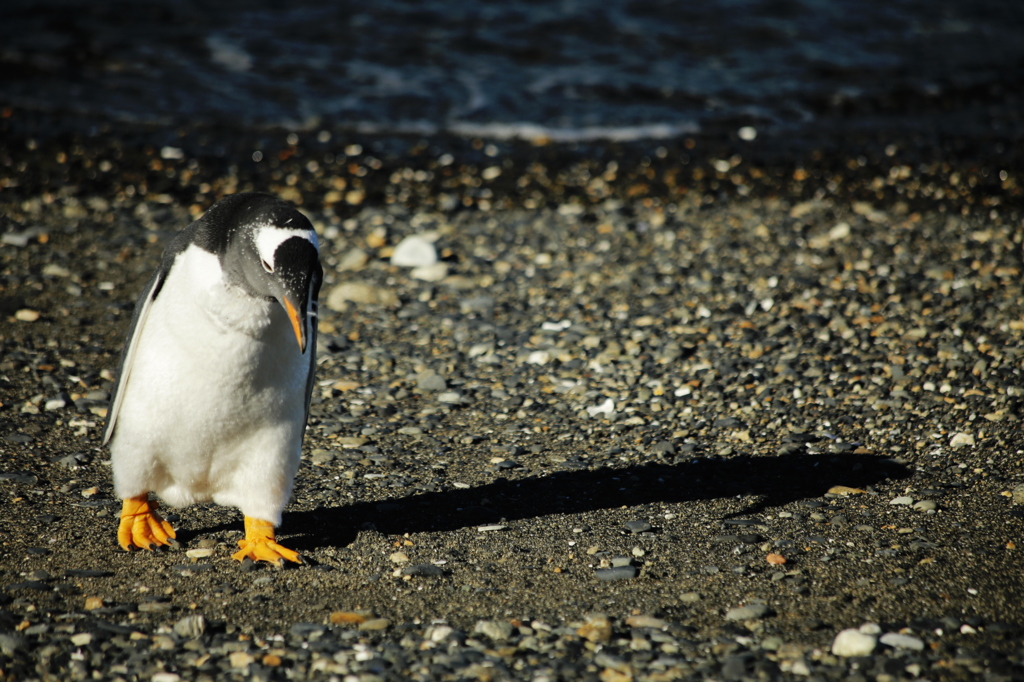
[103,192,322,565]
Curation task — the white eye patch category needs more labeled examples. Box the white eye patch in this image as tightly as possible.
[254,226,319,271]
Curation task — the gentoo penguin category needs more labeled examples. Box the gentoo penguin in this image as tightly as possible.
[103,192,322,565]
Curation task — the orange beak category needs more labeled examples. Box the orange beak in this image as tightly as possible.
[282,296,307,353]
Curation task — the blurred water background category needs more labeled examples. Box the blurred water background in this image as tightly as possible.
[1,0,1023,143]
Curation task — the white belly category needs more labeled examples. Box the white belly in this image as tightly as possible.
[109,246,309,524]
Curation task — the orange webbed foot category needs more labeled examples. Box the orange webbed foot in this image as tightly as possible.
[231,516,302,566]
[118,494,177,551]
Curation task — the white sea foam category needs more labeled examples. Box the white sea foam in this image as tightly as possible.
[350,120,699,142]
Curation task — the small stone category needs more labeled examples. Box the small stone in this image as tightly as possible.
[330,611,369,625]
[337,248,369,271]
[594,566,638,581]
[44,398,66,411]
[949,432,975,448]
[879,632,925,650]
[623,520,653,534]
[70,633,93,646]
[326,282,398,308]
[766,553,786,565]
[15,309,40,322]
[577,614,612,643]
[832,629,878,656]
[912,500,937,512]
[185,548,215,559]
[151,674,181,682]
[416,371,447,392]
[411,263,449,281]
[477,524,507,532]
[625,615,666,629]
[1011,484,1024,505]
[173,615,206,639]
[389,552,410,564]
[889,496,914,506]
[137,601,172,613]
[680,591,702,603]
[725,604,770,621]
[391,235,438,267]
[474,619,514,641]
[65,569,112,578]
[289,623,326,638]
[526,350,550,365]
[402,563,444,577]
[310,449,336,465]
[827,485,867,496]
[56,453,89,468]
[84,596,104,610]
[437,391,462,404]
[650,440,675,456]
[587,398,615,418]
[358,618,391,631]
[229,651,255,669]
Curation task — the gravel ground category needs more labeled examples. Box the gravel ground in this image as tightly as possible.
[1,113,1023,681]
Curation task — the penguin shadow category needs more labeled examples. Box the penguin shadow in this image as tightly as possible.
[281,452,911,552]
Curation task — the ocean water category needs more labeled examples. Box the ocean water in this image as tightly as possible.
[1,0,1022,141]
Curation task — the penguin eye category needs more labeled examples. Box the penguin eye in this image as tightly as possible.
[261,258,274,273]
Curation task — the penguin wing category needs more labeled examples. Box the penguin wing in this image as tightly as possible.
[101,266,164,446]
[103,231,192,446]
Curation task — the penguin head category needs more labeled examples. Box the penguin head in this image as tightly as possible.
[201,193,322,353]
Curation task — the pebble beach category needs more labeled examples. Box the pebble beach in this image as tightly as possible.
[2,2,1024,680]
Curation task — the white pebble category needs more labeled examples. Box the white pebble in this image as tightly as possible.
[889,496,914,506]
[427,625,454,642]
[411,263,448,281]
[832,628,877,656]
[70,633,93,646]
[949,432,975,448]
[879,633,924,651]
[526,350,551,365]
[391,235,438,268]
[724,603,768,621]
[738,126,757,141]
[587,398,615,417]
[15,309,40,322]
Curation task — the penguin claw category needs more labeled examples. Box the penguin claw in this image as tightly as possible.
[118,494,177,552]
[232,516,302,565]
